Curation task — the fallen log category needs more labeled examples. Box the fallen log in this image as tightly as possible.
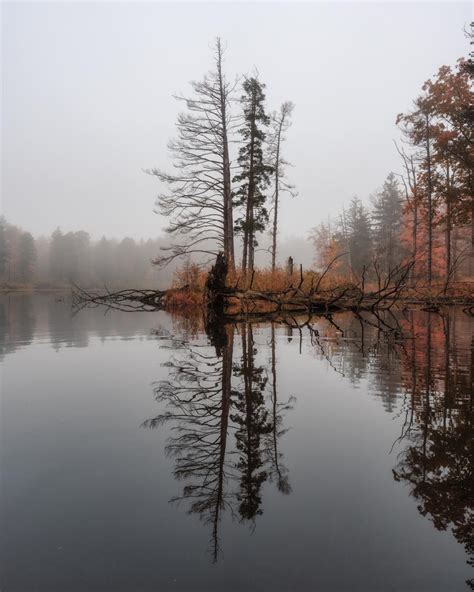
[72,254,474,316]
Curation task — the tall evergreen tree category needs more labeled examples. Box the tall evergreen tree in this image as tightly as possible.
[346,197,372,277]
[372,173,404,272]
[0,217,10,280]
[50,228,65,281]
[93,237,115,286]
[17,232,36,283]
[233,77,273,274]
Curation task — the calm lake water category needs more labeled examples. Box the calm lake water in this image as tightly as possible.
[1,293,473,591]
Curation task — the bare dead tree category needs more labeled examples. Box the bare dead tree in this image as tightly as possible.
[397,97,437,289]
[147,38,237,268]
[266,102,297,272]
[395,141,420,286]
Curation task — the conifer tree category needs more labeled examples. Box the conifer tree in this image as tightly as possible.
[372,173,404,272]
[345,197,372,277]
[0,217,9,280]
[17,232,36,283]
[233,77,273,274]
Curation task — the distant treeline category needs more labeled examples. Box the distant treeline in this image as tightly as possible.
[0,219,176,289]
[0,218,315,290]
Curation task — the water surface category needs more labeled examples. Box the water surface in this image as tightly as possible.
[1,294,472,591]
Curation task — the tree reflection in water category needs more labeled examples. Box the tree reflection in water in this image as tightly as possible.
[143,309,473,585]
[393,311,474,590]
[231,323,273,522]
[143,317,293,560]
[142,323,236,561]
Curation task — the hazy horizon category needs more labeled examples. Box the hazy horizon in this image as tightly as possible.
[2,1,471,241]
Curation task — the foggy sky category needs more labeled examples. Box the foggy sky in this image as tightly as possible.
[2,1,471,241]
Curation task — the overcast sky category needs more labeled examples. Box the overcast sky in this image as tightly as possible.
[2,1,471,241]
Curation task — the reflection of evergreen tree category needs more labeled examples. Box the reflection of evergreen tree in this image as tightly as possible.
[47,297,89,350]
[368,328,403,413]
[0,295,37,359]
[0,300,7,359]
[231,324,273,521]
[311,312,403,412]
[16,294,36,346]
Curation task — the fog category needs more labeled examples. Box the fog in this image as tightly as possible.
[2,1,470,245]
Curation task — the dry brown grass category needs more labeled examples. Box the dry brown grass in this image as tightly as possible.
[230,266,319,292]
[164,288,203,308]
[165,261,474,312]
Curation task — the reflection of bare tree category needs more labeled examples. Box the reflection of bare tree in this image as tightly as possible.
[264,323,293,494]
[143,324,235,561]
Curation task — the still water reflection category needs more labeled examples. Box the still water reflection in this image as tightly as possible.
[1,294,473,591]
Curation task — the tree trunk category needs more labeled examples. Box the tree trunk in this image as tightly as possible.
[471,191,474,277]
[444,165,452,295]
[216,39,235,271]
[248,204,255,272]
[411,199,418,287]
[205,252,228,315]
[271,119,284,273]
[271,171,279,273]
[244,94,257,278]
[425,113,433,288]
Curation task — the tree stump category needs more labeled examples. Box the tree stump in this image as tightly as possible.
[205,252,228,312]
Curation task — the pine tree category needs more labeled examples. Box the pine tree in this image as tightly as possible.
[231,324,272,521]
[346,197,372,277]
[17,232,36,283]
[50,228,65,281]
[233,77,273,274]
[372,173,404,272]
[0,217,10,280]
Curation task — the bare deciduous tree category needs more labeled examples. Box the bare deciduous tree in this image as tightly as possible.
[148,38,236,268]
[266,102,297,272]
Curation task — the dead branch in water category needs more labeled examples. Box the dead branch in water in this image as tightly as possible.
[71,283,170,312]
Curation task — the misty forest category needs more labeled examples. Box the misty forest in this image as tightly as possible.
[2,7,474,592]
[2,32,474,314]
